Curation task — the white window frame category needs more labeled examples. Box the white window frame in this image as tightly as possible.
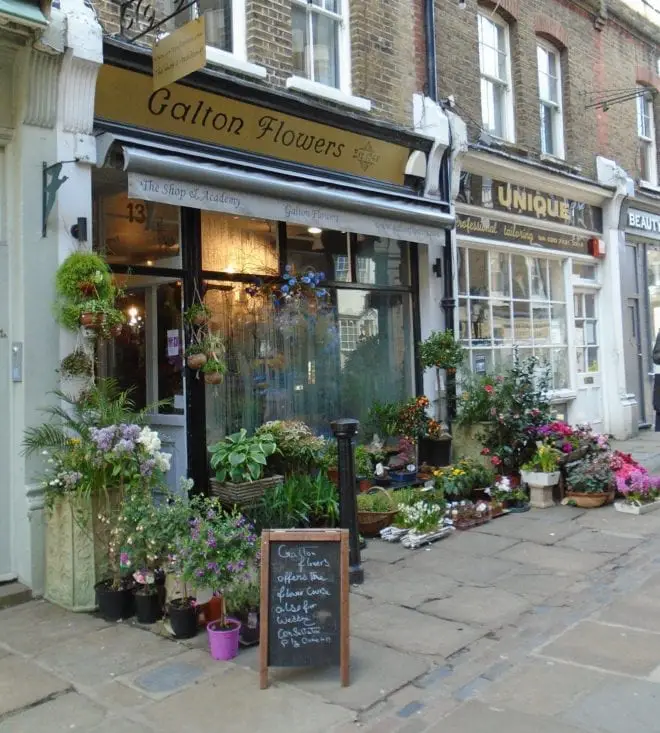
[477,12,515,142]
[637,86,657,186]
[287,0,371,112]
[537,40,565,160]
[183,0,267,80]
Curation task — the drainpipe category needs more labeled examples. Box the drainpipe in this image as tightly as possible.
[424,0,438,101]
[441,128,457,425]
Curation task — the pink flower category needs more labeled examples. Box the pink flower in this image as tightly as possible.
[481,448,491,456]
[491,456,502,466]
[484,385,494,394]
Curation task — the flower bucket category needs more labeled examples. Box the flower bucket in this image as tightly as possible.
[207,619,241,661]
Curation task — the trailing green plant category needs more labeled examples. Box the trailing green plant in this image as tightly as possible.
[354,445,374,477]
[368,401,405,439]
[521,444,561,473]
[419,330,465,371]
[201,357,227,375]
[59,349,94,379]
[185,342,208,357]
[255,420,326,476]
[184,303,211,326]
[208,428,276,484]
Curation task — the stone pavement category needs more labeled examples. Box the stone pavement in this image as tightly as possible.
[3,435,660,732]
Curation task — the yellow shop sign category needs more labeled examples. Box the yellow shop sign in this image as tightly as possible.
[95,65,410,185]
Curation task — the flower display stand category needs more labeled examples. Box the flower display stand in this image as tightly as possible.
[45,494,107,612]
[521,470,560,509]
[614,500,660,516]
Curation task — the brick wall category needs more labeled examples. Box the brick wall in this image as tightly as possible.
[435,0,660,180]
[90,0,424,129]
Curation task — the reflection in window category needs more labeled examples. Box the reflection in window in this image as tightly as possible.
[648,247,660,344]
[202,212,278,275]
[458,246,568,389]
[574,292,599,373]
[286,224,348,281]
[354,236,410,286]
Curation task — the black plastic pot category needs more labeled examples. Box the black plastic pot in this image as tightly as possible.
[168,599,198,639]
[135,591,163,624]
[419,437,452,467]
[235,609,260,646]
[96,581,134,621]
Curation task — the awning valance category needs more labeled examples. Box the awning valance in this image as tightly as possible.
[0,0,47,27]
[96,133,453,246]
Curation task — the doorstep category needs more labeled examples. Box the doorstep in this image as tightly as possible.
[0,581,32,610]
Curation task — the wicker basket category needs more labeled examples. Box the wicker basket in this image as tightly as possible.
[210,475,284,507]
[358,488,398,536]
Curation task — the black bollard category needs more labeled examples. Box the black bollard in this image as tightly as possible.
[330,418,364,585]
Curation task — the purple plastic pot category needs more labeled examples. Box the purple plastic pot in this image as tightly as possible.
[207,618,241,661]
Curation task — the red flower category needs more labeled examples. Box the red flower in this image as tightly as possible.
[491,456,502,466]
[480,447,490,455]
[484,385,494,394]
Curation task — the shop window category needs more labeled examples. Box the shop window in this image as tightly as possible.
[458,246,568,390]
[647,246,660,343]
[93,170,181,268]
[354,235,410,287]
[572,262,597,280]
[537,42,564,159]
[478,12,514,141]
[285,224,349,281]
[574,292,599,373]
[637,86,657,185]
[201,212,278,275]
[291,0,344,89]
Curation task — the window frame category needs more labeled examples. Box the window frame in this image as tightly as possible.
[477,12,515,143]
[536,40,565,160]
[637,86,658,186]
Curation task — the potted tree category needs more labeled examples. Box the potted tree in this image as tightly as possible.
[208,428,281,506]
[521,444,561,509]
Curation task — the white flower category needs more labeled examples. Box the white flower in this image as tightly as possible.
[154,451,172,473]
[137,426,161,455]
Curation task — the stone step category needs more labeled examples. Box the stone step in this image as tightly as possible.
[0,582,32,610]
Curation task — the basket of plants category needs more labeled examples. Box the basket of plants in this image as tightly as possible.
[357,488,398,536]
[449,501,491,530]
[209,428,283,507]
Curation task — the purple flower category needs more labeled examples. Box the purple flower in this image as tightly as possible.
[120,424,141,441]
[90,426,116,452]
[206,561,219,572]
[561,443,573,453]
[140,458,156,476]
[114,438,135,454]
[120,552,130,567]
[195,569,204,578]
[207,531,217,549]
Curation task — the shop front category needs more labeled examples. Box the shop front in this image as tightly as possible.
[92,41,454,492]
[623,204,660,427]
[454,159,611,431]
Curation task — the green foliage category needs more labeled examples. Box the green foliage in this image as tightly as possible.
[433,458,494,499]
[208,428,276,483]
[368,396,432,440]
[566,454,614,494]
[59,350,94,379]
[255,421,326,475]
[55,251,114,301]
[184,303,211,325]
[202,357,227,375]
[224,571,261,614]
[357,491,395,513]
[521,444,561,473]
[354,445,374,477]
[419,330,465,371]
[367,401,404,439]
[455,372,499,427]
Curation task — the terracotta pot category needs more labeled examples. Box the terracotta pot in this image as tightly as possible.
[328,467,339,486]
[357,478,372,493]
[204,371,224,385]
[193,313,208,326]
[565,491,609,508]
[80,312,105,328]
[198,595,224,628]
[187,353,207,370]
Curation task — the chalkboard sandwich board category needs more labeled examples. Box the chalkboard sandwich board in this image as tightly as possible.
[259,528,349,689]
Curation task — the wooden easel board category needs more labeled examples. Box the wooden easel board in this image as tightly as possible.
[259,528,349,689]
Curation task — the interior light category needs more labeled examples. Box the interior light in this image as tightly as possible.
[226,265,235,274]
[146,260,154,266]
[308,227,323,235]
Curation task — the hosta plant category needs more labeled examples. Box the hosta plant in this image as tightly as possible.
[208,429,276,484]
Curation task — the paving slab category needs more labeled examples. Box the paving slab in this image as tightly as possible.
[442,531,521,557]
[362,540,410,564]
[495,567,578,604]
[0,654,71,717]
[539,620,660,676]
[401,548,522,586]
[561,677,660,733]
[141,666,354,733]
[0,600,110,655]
[353,564,458,608]
[496,542,610,573]
[524,506,587,523]
[236,637,430,711]
[351,603,484,658]
[349,591,375,614]
[576,509,660,536]
[478,658,609,716]
[89,719,155,733]
[0,692,105,733]
[35,624,185,689]
[597,593,660,633]
[418,586,531,628]
[555,529,644,555]
[428,700,595,733]
[475,519,582,545]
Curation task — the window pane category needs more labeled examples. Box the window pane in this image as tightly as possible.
[470,300,491,346]
[511,255,530,299]
[576,346,586,372]
[587,347,599,372]
[551,347,569,389]
[471,350,492,374]
[458,298,470,342]
[492,301,512,345]
[540,103,554,155]
[492,348,513,371]
[481,78,506,137]
[292,5,308,77]
[312,11,340,87]
[354,236,410,286]
[549,259,564,300]
[574,294,583,317]
[551,304,566,344]
[647,246,660,339]
[584,294,596,318]
[573,262,597,279]
[200,0,233,51]
[640,140,651,182]
[532,305,551,345]
[468,249,489,296]
[574,319,585,345]
[585,320,597,345]
[202,212,278,275]
[512,301,532,344]
[458,247,468,295]
[286,224,348,281]
[490,251,510,297]
[531,257,549,299]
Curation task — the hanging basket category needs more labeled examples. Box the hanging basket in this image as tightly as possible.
[187,353,207,370]
[204,372,224,385]
[80,313,105,329]
[210,475,284,507]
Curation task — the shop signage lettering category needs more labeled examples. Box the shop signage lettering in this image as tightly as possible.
[152,16,207,89]
[456,214,591,255]
[95,65,409,185]
[128,173,446,246]
[626,208,660,239]
[457,173,603,233]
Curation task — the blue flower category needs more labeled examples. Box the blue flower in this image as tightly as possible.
[281,284,289,293]
[316,289,327,297]
[318,272,326,280]
[284,265,292,273]
[289,278,297,285]
[301,276,311,284]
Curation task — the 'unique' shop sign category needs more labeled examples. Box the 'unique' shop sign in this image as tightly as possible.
[95,65,410,186]
[456,214,591,255]
[458,173,603,232]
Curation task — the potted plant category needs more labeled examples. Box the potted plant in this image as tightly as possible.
[565,453,614,508]
[394,497,446,537]
[454,372,498,462]
[209,428,281,506]
[521,444,562,509]
[59,349,94,380]
[184,302,211,326]
[612,452,660,514]
[357,489,398,536]
[224,571,261,646]
[177,506,259,661]
[255,420,326,477]
[185,343,208,371]
[490,475,529,512]
[433,457,495,501]
[202,356,227,385]
[354,445,374,491]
